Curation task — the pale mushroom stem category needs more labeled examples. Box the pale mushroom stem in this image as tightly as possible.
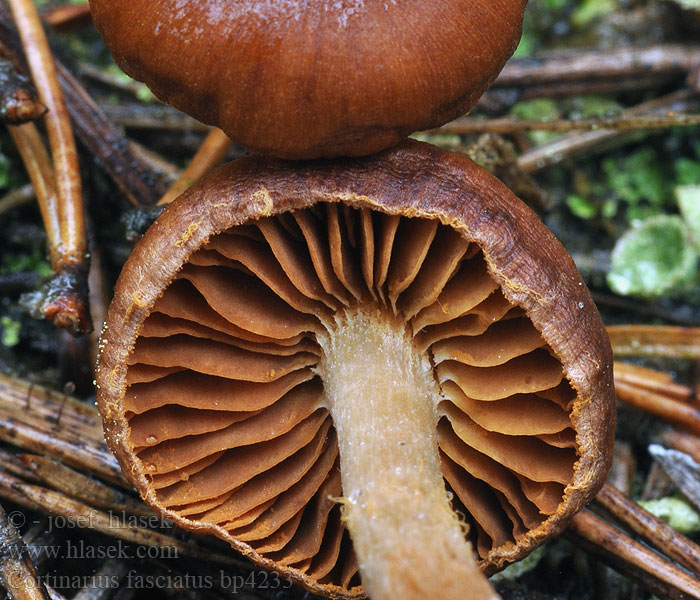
[318,308,500,600]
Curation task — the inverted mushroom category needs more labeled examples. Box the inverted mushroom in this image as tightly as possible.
[88,0,527,159]
[96,141,615,599]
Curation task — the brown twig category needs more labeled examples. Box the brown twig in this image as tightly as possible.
[608,325,700,360]
[0,183,34,217]
[6,122,61,266]
[568,509,700,600]
[0,4,167,207]
[100,102,209,133]
[78,62,151,101]
[439,111,700,136]
[126,140,180,184]
[40,3,91,33]
[55,62,168,207]
[614,362,694,402]
[493,45,700,89]
[615,372,700,435]
[8,0,90,335]
[662,429,700,464]
[517,90,700,173]
[158,128,232,205]
[595,483,700,575]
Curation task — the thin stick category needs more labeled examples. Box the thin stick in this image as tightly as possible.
[518,90,700,173]
[101,102,209,133]
[0,469,42,512]
[6,122,61,266]
[568,509,700,600]
[438,112,700,136]
[8,0,85,268]
[595,483,700,575]
[493,45,700,88]
[0,3,168,207]
[158,128,232,205]
[662,429,700,465]
[127,140,180,184]
[78,62,150,100]
[616,380,700,435]
[40,3,91,32]
[614,362,693,402]
[7,0,90,334]
[55,62,168,206]
[0,183,34,217]
[608,325,700,360]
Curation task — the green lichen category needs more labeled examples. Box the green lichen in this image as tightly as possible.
[607,215,699,298]
[670,0,700,8]
[602,148,672,222]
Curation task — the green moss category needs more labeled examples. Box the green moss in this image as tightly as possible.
[0,316,20,348]
[566,95,622,120]
[0,151,11,189]
[1,250,52,279]
[566,195,598,220]
[510,98,562,145]
[571,0,619,28]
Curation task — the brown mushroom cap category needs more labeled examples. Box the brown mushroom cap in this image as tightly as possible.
[96,140,614,598]
[88,0,527,159]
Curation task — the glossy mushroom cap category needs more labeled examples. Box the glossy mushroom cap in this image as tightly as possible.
[88,0,527,159]
[96,141,615,598]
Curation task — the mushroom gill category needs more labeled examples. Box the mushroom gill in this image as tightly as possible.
[97,141,615,599]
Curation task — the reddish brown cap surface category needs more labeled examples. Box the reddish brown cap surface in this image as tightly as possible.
[88,0,527,159]
[97,141,614,597]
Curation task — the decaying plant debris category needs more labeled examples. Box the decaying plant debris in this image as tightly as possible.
[0,1,699,599]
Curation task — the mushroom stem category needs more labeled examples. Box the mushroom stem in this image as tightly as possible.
[318,308,498,600]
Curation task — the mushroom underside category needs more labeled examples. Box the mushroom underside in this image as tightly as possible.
[123,203,580,595]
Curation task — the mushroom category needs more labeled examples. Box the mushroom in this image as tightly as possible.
[96,140,615,599]
[87,0,527,159]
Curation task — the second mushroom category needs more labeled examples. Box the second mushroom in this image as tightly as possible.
[96,141,615,599]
